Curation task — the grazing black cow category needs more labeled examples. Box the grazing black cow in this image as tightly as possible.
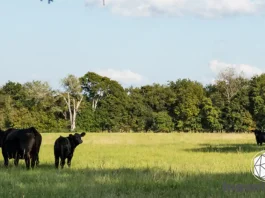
[54,132,86,169]
[252,129,265,146]
[0,127,42,169]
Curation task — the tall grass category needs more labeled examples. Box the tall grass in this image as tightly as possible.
[0,132,263,198]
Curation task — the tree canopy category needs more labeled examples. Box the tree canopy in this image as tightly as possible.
[0,68,263,133]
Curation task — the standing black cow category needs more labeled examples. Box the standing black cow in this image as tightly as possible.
[54,132,85,169]
[0,127,42,169]
[252,129,265,146]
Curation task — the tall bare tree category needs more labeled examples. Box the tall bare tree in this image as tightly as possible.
[61,74,83,131]
[215,67,247,103]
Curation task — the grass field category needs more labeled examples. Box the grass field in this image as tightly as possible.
[0,132,264,198]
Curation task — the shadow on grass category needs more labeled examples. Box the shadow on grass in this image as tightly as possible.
[185,143,263,153]
[0,161,55,170]
[0,164,263,198]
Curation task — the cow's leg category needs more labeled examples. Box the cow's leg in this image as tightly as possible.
[3,153,9,167]
[14,153,19,167]
[31,154,37,169]
[30,149,38,169]
[67,155,73,168]
[60,157,66,169]
[36,154,39,166]
[2,146,9,167]
[54,149,60,169]
[4,157,8,167]
[55,156,59,169]
[24,153,30,170]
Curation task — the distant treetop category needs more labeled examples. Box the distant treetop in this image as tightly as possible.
[40,0,53,4]
[40,0,105,5]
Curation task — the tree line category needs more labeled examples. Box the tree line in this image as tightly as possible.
[0,67,264,133]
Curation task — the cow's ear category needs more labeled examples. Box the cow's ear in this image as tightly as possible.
[81,132,86,137]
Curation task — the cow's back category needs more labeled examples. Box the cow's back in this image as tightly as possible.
[3,127,42,158]
[1,128,18,143]
[5,129,35,158]
[0,129,15,147]
[54,137,71,158]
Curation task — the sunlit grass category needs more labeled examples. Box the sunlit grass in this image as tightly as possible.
[0,132,263,197]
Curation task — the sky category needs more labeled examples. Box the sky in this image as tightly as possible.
[1,0,265,89]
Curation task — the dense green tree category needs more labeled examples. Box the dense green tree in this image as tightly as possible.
[152,111,174,132]
[0,81,26,108]
[76,101,96,132]
[200,97,222,132]
[80,72,111,112]
[140,84,175,113]
[126,87,153,132]
[169,79,204,132]
[95,80,128,132]
[248,74,265,130]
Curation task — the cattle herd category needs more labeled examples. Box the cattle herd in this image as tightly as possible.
[0,127,86,170]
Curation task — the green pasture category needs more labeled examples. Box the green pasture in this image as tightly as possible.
[0,132,263,198]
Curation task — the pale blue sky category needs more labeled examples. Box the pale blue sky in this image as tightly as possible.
[1,0,265,89]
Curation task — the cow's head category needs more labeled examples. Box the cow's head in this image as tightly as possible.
[69,132,86,145]
[251,129,263,144]
[252,129,262,135]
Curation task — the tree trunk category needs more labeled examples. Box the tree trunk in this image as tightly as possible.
[63,93,83,132]
[92,98,99,112]
[71,99,76,131]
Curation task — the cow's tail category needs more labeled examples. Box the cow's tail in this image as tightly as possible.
[30,127,42,163]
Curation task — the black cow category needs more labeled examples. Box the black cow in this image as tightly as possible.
[0,127,42,169]
[54,132,86,169]
[252,129,265,146]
